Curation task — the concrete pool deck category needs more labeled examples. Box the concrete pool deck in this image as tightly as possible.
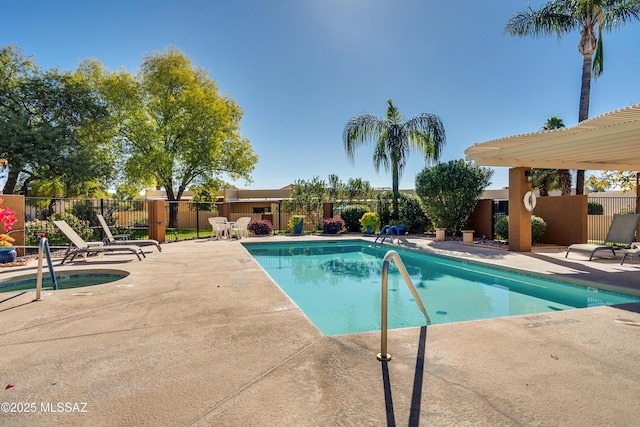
[1,235,639,426]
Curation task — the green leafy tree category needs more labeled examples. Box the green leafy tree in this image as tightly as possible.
[282,177,327,230]
[588,170,637,193]
[327,174,344,202]
[87,47,258,227]
[343,99,446,219]
[415,160,493,233]
[0,45,114,195]
[343,178,373,203]
[506,1,640,195]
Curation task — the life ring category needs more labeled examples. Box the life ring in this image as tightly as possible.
[523,191,537,212]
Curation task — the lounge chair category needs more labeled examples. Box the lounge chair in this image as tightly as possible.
[97,214,162,252]
[621,242,640,265]
[53,220,145,265]
[565,214,640,261]
[230,217,252,240]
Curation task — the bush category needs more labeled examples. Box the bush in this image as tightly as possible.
[340,205,369,232]
[323,217,345,234]
[376,192,430,234]
[494,215,547,244]
[359,212,380,233]
[588,201,604,215]
[415,159,493,233]
[247,220,273,235]
[26,212,97,246]
[69,199,99,226]
[287,215,305,232]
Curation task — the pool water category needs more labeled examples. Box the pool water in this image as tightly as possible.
[0,273,127,293]
[243,240,640,336]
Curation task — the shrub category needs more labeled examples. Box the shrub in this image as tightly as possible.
[287,215,305,232]
[376,192,430,234]
[340,205,369,232]
[587,201,604,215]
[415,159,493,233]
[69,199,99,226]
[247,220,273,235]
[323,217,345,234]
[359,212,380,233]
[494,215,547,244]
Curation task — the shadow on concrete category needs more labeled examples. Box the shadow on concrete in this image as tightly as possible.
[381,326,427,427]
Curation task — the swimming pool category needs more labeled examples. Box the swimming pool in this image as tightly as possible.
[243,240,640,336]
[0,272,128,293]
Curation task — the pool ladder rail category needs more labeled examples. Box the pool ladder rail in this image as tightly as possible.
[377,250,431,362]
[375,225,402,246]
[35,237,58,301]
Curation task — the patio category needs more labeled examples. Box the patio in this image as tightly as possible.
[1,235,639,426]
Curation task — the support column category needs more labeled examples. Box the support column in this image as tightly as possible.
[508,167,532,252]
[148,200,166,243]
[1,194,25,256]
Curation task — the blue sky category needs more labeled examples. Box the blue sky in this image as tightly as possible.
[2,0,639,190]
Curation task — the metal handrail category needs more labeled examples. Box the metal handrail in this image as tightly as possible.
[35,237,57,301]
[375,225,400,245]
[377,250,431,361]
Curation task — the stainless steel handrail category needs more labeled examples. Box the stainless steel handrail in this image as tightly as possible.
[377,250,431,361]
[35,237,57,301]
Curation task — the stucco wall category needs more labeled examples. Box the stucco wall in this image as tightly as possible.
[534,195,587,246]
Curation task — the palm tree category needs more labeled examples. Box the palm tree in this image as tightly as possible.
[343,99,445,219]
[505,0,640,195]
[532,168,560,196]
[540,115,572,195]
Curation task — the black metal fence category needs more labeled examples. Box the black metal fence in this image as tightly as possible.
[22,195,635,245]
[24,197,152,247]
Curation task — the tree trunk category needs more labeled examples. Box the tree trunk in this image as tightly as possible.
[1,169,20,194]
[538,184,549,197]
[558,169,572,196]
[391,162,400,220]
[575,54,592,195]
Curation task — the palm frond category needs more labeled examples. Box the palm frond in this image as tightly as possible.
[601,0,640,31]
[505,3,578,37]
[342,113,381,161]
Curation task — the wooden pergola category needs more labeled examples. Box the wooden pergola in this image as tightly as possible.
[465,104,640,251]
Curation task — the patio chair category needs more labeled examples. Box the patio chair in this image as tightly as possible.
[53,220,145,265]
[208,217,229,240]
[230,217,252,240]
[565,214,640,261]
[97,214,162,252]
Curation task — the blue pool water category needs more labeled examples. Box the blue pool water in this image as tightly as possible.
[243,240,640,336]
[0,273,127,293]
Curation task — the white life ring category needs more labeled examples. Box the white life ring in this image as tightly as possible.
[523,191,537,212]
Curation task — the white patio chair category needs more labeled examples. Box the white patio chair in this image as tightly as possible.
[208,217,230,240]
[230,217,252,240]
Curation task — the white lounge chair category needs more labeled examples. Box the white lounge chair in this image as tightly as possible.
[97,214,162,252]
[53,220,145,265]
[565,214,640,261]
[230,217,252,239]
[621,242,640,265]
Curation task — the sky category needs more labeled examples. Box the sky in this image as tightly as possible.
[2,0,639,191]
